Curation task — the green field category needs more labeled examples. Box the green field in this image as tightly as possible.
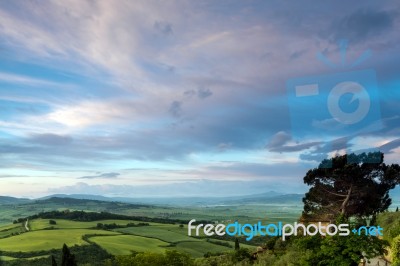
[0,223,24,238]
[29,218,151,230]
[0,255,49,261]
[0,198,301,226]
[115,225,198,243]
[0,217,260,259]
[90,234,170,255]
[0,229,119,252]
[172,241,232,257]
[0,223,21,231]
[0,199,302,264]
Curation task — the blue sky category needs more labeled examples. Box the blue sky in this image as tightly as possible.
[0,1,399,198]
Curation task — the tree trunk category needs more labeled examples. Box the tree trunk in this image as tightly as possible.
[341,185,352,216]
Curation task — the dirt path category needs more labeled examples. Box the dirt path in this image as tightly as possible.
[24,219,29,231]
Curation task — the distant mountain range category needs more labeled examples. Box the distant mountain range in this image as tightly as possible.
[0,196,30,204]
[0,191,302,206]
[1,186,399,206]
[37,191,303,206]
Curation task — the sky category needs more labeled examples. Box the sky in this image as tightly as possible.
[0,0,399,198]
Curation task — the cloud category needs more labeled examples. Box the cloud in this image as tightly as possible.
[183,87,213,99]
[29,133,72,146]
[217,142,232,152]
[79,172,120,180]
[183,89,196,97]
[197,87,213,99]
[168,101,182,117]
[267,131,321,153]
[267,131,291,149]
[299,137,352,162]
[379,138,400,154]
[0,0,399,197]
[327,8,396,42]
[299,153,327,162]
[0,72,76,90]
[154,21,173,36]
[289,49,307,60]
[272,142,322,153]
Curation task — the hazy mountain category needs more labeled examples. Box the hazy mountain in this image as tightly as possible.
[39,191,302,206]
[7,186,399,207]
[39,194,112,202]
[0,196,31,205]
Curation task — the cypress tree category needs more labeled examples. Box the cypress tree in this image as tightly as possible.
[51,255,57,266]
[61,244,77,266]
[235,238,240,250]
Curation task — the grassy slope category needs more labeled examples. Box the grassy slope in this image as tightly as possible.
[0,218,258,259]
[0,255,50,261]
[172,241,232,257]
[376,211,400,241]
[376,211,400,263]
[0,198,301,226]
[0,229,119,252]
[90,235,169,255]
[115,225,199,243]
[112,223,256,257]
[29,218,154,230]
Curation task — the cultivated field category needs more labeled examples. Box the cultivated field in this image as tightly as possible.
[0,217,260,261]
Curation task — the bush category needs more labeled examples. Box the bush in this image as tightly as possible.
[393,236,400,266]
[115,250,194,266]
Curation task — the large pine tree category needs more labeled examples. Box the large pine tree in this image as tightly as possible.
[302,152,400,221]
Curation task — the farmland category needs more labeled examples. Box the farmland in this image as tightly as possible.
[0,197,303,265]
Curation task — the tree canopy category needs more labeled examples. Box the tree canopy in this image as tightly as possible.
[302,152,400,221]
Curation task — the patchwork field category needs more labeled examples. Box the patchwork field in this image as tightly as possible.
[115,225,198,242]
[0,198,303,265]
[29,218,150,230]
[0,229,119,252]
[0,217,260,260]
[90,235,170,255]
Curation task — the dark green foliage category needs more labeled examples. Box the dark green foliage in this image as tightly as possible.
[265,236,277,250]
[303,152,400,221]
[206,239,232,248]
[234,238,240,250]
[232,248,252,263]
[2,244,112,266]
[51,255,57,266]
[28,210,144,222]
[95,222,149,230]
[396,207,399,212]
[203,251,226,258]
[259,233,388,266]
[376,211,400,242]
[61,244,77,266]
[393,236,400,266]
[192,231,265,246]
[49,220,57,225]
[21,210,211,225]
[115,250,193,266]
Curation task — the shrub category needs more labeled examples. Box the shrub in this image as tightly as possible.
[393,236,400,266]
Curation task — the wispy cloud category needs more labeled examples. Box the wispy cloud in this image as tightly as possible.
[0,0,399,197]
[79,172,120,180]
